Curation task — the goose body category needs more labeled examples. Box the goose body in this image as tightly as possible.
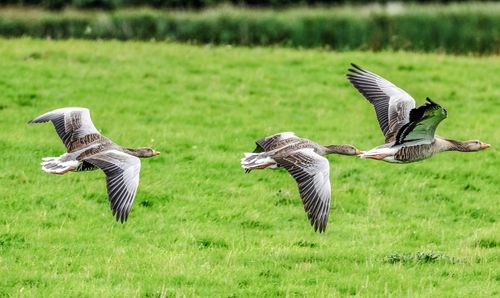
[241,132,361,232]
[347,64,490,163]
[29,107,160,222]
[361,139,451,163]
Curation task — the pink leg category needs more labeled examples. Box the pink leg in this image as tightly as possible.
[364,154,390,160]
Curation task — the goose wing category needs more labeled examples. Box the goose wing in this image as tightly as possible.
[29,107,103,152]
[394,98,447,146]
[254,132,298,152]
[347,64,416,143]
[75,161,99,172]
[84,150,141,222]
[275,148,331,232]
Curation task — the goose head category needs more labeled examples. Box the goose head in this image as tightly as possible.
[126,147,161,158]
[325,144,364,155]
[463,140,490,151]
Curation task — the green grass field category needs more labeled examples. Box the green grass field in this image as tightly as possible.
[0,39,498,297]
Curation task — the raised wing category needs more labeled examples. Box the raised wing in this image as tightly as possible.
[29,107,102,152]
[274,148,331,233]
[85,150,141,223]
[254,132,298,152]
[394,98,447,146]
[347,64,416,143]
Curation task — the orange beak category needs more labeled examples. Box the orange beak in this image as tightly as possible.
[480,143,490,150]
[355,149,365,155]
[153,150,161,156]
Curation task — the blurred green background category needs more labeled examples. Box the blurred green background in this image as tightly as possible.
[0,1,499,54]
[3,0,495,10]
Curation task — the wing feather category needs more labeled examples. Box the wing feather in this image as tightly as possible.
[29,107,102,152]
[275,148,331,232]
[84,150,141,222]
[75,161,99,172]
[347,64,416,143]
[394,98,448,146]
[254,132,298,152]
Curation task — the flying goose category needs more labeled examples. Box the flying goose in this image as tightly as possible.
[29,107,160,222]
[241,132,362,232]
[347,64,490,163]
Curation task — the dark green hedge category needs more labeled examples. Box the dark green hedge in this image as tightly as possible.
[1,0,492,10]
[0,9,498,54]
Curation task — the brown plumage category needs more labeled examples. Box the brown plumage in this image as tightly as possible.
[347,64,490,163]
[241,132,362,233]
[29,107,160,222]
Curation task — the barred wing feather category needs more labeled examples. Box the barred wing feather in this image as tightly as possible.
[275,148,331,232]
[347,64,416,143]
[395,98,448,146]
[29,107,102,152]
[254,132,298,152]
[85,150,141,222]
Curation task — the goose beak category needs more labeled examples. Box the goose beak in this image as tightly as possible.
[355,149,365,155]
[153,150,161,156]
[480,143,490,150]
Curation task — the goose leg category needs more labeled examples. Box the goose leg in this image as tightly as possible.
[363,154,390,160]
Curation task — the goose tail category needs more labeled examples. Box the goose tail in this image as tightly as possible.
[41,157,79,174]
[240,152,277,173]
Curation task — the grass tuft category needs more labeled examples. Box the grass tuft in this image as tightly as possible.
[385,252,458,265]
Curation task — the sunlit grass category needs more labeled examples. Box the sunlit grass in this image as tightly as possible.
[0,38,498,296]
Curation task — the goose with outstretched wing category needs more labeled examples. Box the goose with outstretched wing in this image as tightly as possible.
[29,107,160,222]
[241,132,362,232]
[347,64,490,163]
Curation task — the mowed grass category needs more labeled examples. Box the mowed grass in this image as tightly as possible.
[0,38,498,297]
